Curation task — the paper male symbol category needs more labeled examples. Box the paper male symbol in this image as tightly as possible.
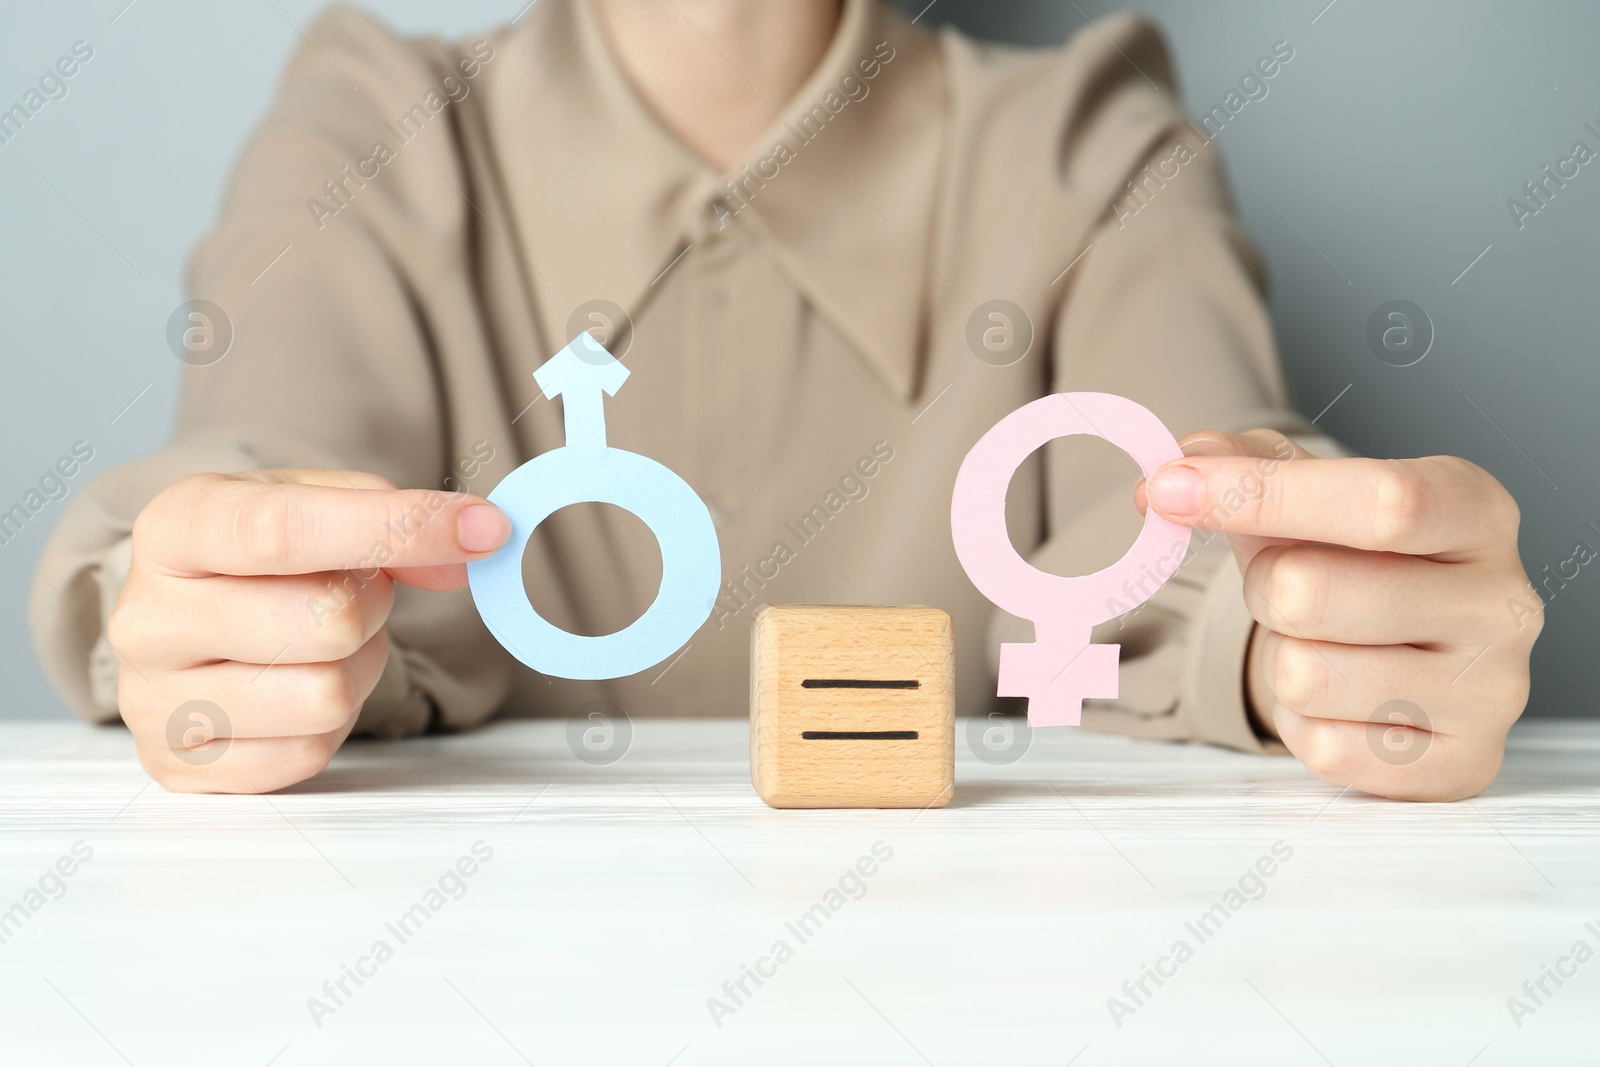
[950,392,1192,727]
[468,334,722,679]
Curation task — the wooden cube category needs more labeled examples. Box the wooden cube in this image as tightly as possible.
[750,605,954,809]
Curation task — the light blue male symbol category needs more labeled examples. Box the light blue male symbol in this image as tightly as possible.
[468,333,722,679]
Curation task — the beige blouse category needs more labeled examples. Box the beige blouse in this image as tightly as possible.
[29,0,1329,751]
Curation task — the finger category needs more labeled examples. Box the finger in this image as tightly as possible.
[112,570,394,667]
[238,468,399,492]
[1257,632,1526,727]
[384,562,471,593]
[1184,428,1313,461]
[139,475,509,577]
[1145,454,1518,561]
[242,473,476,591]
[1243,544,1507,647]
[1135,429,1306,574]
[140,629,389,740]
[1134,429,1306,514]
[137,718,360,795]
[1271,705,1506,802]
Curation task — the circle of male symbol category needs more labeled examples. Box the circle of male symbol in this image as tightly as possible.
[951,392,1192,727]
[468,333,721,680]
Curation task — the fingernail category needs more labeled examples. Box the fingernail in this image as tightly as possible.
[1148,465,1205,517]
[457,504,509,553]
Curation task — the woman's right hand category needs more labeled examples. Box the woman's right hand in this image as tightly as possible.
[106,469,509,793]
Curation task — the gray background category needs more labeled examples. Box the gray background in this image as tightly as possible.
[1,1,1594,720]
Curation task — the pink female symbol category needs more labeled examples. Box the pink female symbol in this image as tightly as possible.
[951,392,1192,727]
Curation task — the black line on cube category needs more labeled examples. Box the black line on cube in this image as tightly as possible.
[801,730,919,741]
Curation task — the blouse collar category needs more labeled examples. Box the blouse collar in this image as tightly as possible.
[484,0,946,399]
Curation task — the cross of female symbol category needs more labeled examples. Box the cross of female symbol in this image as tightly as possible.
[468,334,722,680]
[950,392,1192,727]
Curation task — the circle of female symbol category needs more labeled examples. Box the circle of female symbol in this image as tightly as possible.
[951,392,1192,727]
[468,333,721,680]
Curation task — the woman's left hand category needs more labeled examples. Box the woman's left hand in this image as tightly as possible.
[1139,429,1542,801]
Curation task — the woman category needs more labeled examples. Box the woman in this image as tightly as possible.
[29,0,1538,798]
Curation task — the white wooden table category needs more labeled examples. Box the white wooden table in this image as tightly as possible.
[0,718,1595,1066]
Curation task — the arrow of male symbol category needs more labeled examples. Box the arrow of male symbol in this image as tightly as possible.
[534,332,631,448]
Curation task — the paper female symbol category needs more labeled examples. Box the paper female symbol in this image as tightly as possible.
[950,392,1191,727]
[468,333,721,679]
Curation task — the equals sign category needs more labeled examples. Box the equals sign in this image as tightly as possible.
[800,678,920,740]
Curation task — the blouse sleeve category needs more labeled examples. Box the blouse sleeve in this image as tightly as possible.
[28,7,515,737]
